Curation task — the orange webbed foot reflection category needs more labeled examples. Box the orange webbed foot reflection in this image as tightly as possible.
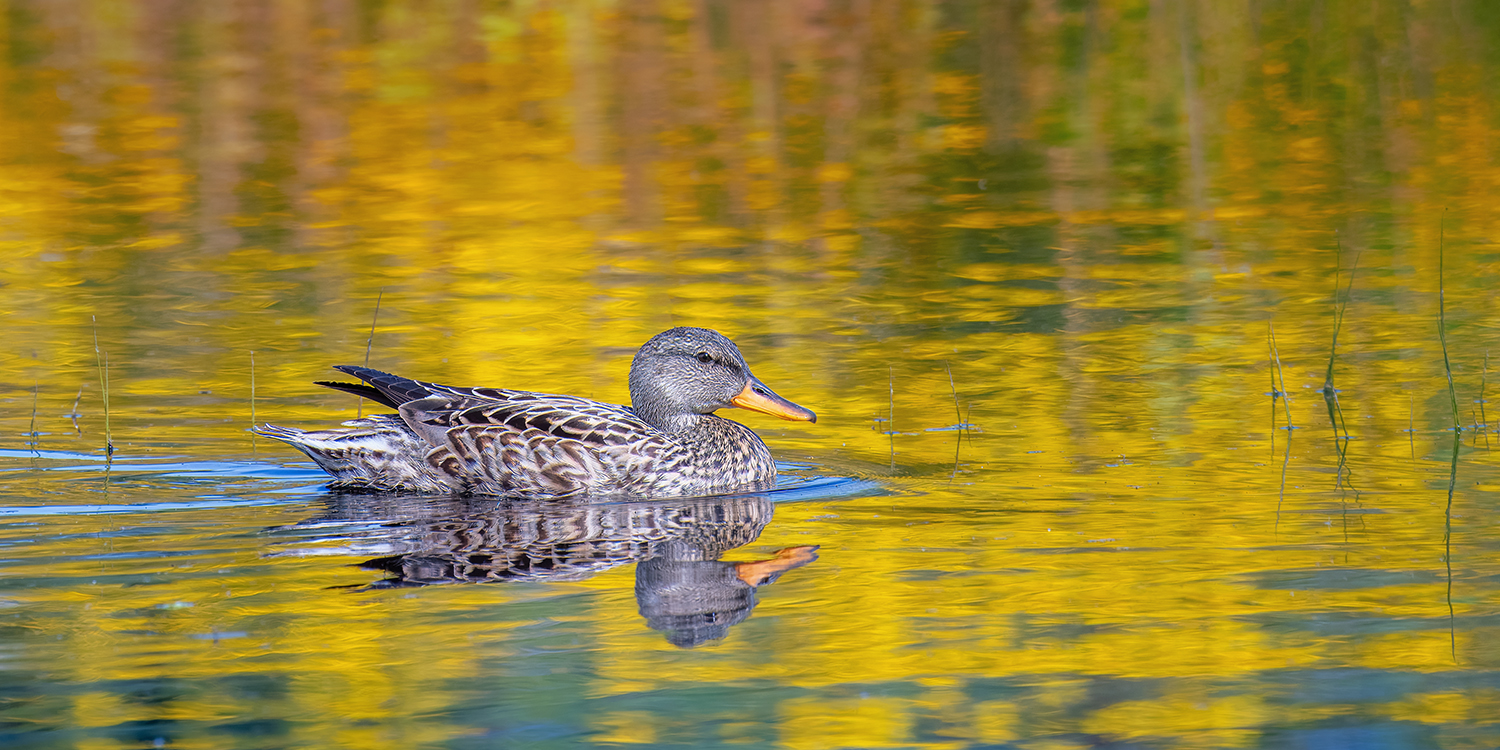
[734,545,820,587]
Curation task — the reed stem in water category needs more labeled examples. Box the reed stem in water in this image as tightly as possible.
[1322,239,1360,395]
[92,315,114,458]
[1481,350,1490,450]
[1409,394,1416,460]
[1438,215,1461,432]
[888,365,895,473]
[358,289,384,418]
[29,382,39,457]
[1268,321,1292,429]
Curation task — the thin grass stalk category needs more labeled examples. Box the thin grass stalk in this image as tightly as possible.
[1275,409,1292,535]
[1268,324,1279,451]
[1269,322,1292,429]
[69,384,84,436]
[944,361,970,444]
[948,424,962,484]
[250,351,257,452]
[1444,430,1460,663]
[944,362,967,483]
[1270,320,1294,534]
[1327,394,1351,490]
[1409,394,1416,460]
[888,365,895,474]
[1481,350,1490,450]
[364,290,383,367]
[358,290,384,418]
[1266,325,1278,398]
[1438,216,1461,432]
[103,353,112,456]
[1323,240,1361,394]
[92,316,114,458]
[1325,246,1355,453]
[944,362,960,424]
[29,382,39,457]
[1326,238,1350,396]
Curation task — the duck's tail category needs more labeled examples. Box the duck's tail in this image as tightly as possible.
[253,416,452,493]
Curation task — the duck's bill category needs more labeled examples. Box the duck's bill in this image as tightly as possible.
[731,378,818,423]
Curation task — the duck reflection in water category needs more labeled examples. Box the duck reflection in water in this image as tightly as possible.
[275,491,817,648]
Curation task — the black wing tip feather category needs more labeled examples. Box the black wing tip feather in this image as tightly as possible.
[314,380,404,409]
[332,364,396,380]
[324,364,438,408]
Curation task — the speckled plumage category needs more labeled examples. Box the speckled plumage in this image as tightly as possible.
[254,327,816,498]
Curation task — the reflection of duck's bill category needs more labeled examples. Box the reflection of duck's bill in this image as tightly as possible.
[731,378,817,423]
[735,545,820,587]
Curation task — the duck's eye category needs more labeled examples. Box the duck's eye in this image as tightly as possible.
[695,352,714,364]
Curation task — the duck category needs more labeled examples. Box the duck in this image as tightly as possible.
[253,327,817,497]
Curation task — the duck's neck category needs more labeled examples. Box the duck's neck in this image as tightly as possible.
[637,407,715,438]
[640,409,769,462]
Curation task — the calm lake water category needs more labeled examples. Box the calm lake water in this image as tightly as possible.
[5,1,1500,748]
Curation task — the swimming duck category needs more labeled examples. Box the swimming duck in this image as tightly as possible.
[254,327,817,497]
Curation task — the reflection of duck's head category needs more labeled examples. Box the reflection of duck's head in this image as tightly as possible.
[636,541,820,648]
[629,327,817,431]
[635,540,754,648]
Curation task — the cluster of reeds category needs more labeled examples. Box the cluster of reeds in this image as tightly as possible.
[1265,221,1479,664]
[1270,223,1488,447]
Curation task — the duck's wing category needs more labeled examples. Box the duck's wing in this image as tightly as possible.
[319,366,645,443]
[316,365,677,496]
[393,389,651,446]
[400,389,676,496]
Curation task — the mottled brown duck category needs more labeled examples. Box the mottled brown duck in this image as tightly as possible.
[254,327,817,497]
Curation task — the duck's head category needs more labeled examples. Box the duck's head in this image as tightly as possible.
[629,327,817,431]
